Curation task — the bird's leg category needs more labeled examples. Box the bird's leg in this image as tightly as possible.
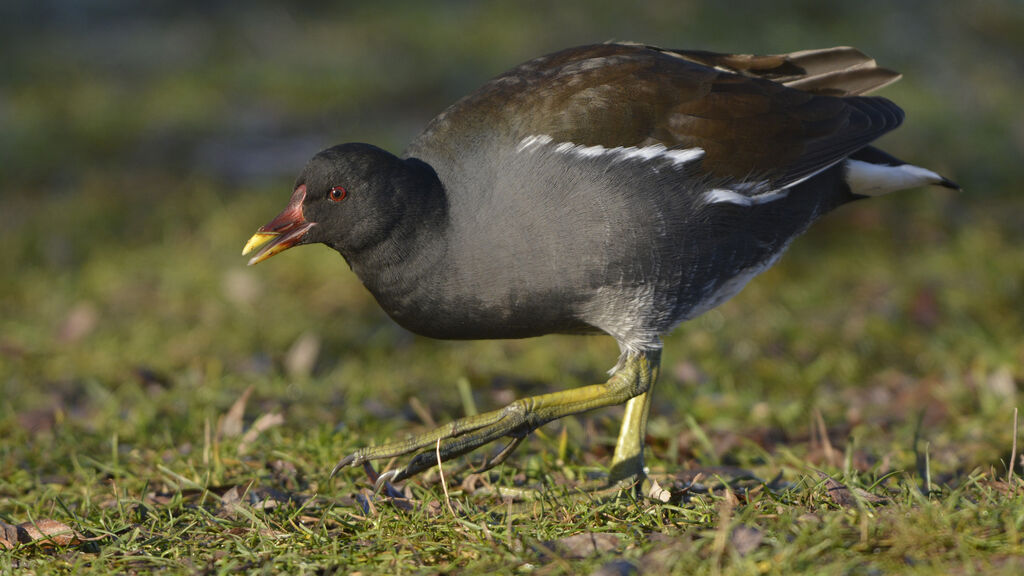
[333,350,661,486]
[609,383,657,484]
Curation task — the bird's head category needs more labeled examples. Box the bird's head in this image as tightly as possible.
[243,143,423,265]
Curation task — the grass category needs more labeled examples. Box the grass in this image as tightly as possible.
[2,163,1022,575]
[3,1,1024,574]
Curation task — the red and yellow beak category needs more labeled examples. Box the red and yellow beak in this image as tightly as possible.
[242,185,315,265]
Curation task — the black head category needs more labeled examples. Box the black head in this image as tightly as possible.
[243,143,443,265]
[299,143,417,255]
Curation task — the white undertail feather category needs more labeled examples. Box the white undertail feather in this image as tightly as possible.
[844,159,946,197]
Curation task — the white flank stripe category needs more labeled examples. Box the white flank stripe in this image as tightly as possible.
[517,134,704,167]
[844,159,944,197]
[516,134,553,152]
[704,187,789,207]
[705,188,751,206]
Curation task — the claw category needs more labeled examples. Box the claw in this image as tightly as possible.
[373,468,402,493]
[331,454,356,478]
[471,436,524,474]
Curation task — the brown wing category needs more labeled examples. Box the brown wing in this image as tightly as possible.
[660,45,902,96]
[408,43,905,190]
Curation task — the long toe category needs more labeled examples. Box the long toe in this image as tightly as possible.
[331,351,660,485]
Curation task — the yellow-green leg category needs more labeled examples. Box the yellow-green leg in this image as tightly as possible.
[609,386,657,484]
[333,350,661,488]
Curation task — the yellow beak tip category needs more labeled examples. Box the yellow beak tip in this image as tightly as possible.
[242,232,277,256]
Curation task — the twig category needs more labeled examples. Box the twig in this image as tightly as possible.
[437,438,456,517]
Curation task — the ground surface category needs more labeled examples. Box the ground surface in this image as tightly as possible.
[2,2,1023,574]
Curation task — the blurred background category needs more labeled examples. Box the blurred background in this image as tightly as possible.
[2,1,1022,475]
[4,0,1022,192]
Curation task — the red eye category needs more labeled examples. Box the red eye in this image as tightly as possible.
[328,186,347,202]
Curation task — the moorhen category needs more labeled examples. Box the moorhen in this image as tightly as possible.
[243,43,957,487]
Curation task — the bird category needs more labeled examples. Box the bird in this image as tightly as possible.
[242,42,957,487]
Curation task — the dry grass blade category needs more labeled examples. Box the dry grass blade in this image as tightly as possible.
[1009,407,1019,487]
[238,411,285,455]
[218,385,253,439]
[813,408,838,467]
[437,438,456,517]
[711,488,736,572]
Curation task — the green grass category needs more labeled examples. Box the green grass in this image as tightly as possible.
[3,1,1024,573]
[2,167,1022,575]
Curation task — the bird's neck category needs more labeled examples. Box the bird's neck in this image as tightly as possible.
[343,158,451,309]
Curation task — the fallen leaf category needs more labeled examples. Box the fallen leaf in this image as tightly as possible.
[542,532,621,559]
[730,525,763,556]
[819,473,857,508]
[817,471,887,508]
[58,301,98,343]
[220,483,248,506]
[218,480,303,519]
[1,521,18,546]
[648,478,672,503]
[15,518,85,547]
[16,407,56,434]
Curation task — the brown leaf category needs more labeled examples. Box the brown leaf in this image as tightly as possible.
[817,471,886,508]
[730,525,764,556]
[221,483,306,518]
[17,519,84,547]
[819,473,857,508]
[220,484,247,506]
[543,532,621,559]
[16,407,57,434]
[58,301,98,343]
[0,521,19,546]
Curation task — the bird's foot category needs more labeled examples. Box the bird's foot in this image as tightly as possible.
[331,351,660,490]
